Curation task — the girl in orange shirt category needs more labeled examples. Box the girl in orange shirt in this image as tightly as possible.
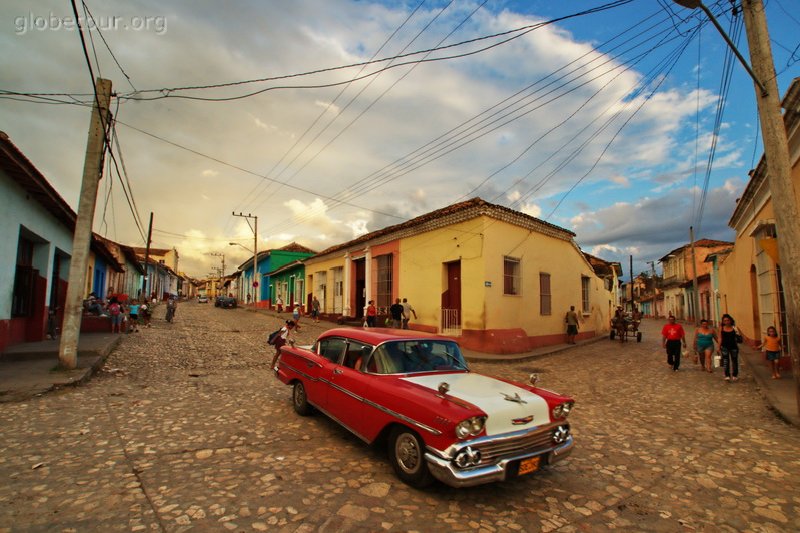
[762,326,782,379]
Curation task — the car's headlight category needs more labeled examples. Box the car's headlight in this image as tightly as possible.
[552,401,574,420]
[455,416,486,439]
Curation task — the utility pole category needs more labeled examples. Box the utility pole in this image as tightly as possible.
[58,78,112,370]
[629,255,634,312]
[674,0,800,415]
[646,260,658,318]
[207,252,225,276]
[142,212,153,301]
[232,212,259,307]
[689,226,700,323]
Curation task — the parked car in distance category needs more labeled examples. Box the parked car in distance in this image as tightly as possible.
[276,328,575,488]
[198,295,209,304]
[215,296,237,308]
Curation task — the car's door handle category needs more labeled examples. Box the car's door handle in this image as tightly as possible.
[333,368,343,375]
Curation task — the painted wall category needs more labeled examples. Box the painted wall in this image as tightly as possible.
[0,173,75,351]
[304,253,346,315]
[398,217,485,332]
[718,200,772,343]
[399,215,613,352]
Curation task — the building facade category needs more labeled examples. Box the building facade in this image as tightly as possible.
[303,198,617,353]
[717,78,799,365]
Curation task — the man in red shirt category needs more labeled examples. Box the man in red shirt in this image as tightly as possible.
[661,315,687,371]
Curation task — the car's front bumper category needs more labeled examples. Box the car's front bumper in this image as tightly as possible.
[424,428,574,488]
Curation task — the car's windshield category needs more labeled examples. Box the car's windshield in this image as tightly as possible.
[369,340,467,374]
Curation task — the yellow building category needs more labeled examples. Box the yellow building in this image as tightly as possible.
[305,198,617,354]
[718,78,799,363]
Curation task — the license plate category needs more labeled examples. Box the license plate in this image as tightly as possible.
[518,456,541,476]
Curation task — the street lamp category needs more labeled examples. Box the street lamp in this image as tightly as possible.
[229,242,253,253]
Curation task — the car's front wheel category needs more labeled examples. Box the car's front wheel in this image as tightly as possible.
[292,381,313,416]
[388,426,433,488]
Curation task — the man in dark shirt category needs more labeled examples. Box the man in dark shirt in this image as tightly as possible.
[389,298,404,329]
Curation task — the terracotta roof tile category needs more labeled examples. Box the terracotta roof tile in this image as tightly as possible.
[312,197,574,258]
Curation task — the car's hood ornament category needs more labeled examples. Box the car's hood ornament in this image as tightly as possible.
[501,392,527,404]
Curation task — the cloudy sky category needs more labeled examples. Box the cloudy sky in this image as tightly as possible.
[2,0,798,278]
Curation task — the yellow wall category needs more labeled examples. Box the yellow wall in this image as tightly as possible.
[398,217,486,330]
[399,215,613,337]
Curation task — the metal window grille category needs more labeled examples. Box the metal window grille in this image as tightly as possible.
[540,273,551,315]
[504,257,521,295]
[581,276,590,313]
[376,254,393,308]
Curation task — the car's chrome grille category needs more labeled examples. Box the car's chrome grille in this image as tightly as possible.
[471,428,555,465]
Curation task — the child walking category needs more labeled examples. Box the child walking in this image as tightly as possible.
[762,326,782,379]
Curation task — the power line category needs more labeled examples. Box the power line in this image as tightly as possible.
[243,0,488,217]
[257,7,682,237]
[116,1,633,103]
[81,0,138,92]
[114,119,405,220]
[230,0,432,223]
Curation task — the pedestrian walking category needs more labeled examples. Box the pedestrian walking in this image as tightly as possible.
[761,325,782,380]
[365,300,377,327]
[275,296,284,313]
[140,301,152,328]
[292,302,301,323]
[271,320,297,371]
[718,313,742,382]
[108,297,123,334]
[564,305,580,344]
[661,315,686,372]
[128,300,141,333]
[165,296,177,323]
[311,296,320,323]
[401,298,417,329]
[693,319,718,372]
[389,298,404,329]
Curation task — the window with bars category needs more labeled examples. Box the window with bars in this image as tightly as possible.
[376,254,393,308]
[504,256,521,295]
[581,276,590,313]
[539,272,551,315]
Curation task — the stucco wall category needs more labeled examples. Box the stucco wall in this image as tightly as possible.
[0,174,74,320]
[481,220,610,337]
[718,200,772,342]
[304,254,346,314]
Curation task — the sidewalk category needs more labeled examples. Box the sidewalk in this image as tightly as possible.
[737,341,799,427]
[0,333,121,403]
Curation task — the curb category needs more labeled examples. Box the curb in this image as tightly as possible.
[465,335,607,364]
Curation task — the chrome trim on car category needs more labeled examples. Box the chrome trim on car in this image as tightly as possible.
[325,380,442,436]
[425,435,574,488]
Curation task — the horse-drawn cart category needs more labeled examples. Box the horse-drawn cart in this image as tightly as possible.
[610,313,642,342]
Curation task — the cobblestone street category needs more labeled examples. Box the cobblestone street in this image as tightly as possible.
[1,302,798,532]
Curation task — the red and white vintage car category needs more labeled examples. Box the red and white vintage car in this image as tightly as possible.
[276,328,575,488]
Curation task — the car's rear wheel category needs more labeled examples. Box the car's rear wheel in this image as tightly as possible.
[388,426,433,488]
[292,381,313,416]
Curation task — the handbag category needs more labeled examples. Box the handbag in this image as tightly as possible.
[734,328,743,344]
[713,354,721,368]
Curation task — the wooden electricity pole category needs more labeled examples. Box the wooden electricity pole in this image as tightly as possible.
[58,78,112,369]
